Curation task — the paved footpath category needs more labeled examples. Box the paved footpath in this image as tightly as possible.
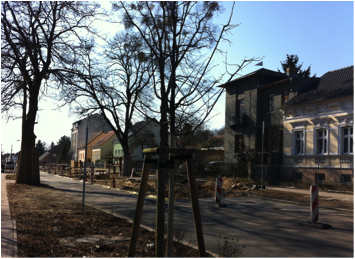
[40,172,353,257]
[1,173,18,258]
[267,186,353,203]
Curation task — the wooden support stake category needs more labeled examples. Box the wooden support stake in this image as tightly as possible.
[156,149,166,257]
[166,165,175,257]
[128,154,152,257]
[186,158,206,257]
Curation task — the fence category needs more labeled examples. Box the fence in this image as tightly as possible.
[250,163,353,187]
[251,164,282,181]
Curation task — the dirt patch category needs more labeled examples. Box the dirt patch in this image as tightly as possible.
[7,183,210,257]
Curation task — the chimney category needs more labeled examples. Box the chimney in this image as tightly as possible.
[286,67,298,77]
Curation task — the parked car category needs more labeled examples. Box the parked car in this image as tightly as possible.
[5,161,15,170]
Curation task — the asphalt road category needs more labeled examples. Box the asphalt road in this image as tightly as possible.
[39,172,353,257]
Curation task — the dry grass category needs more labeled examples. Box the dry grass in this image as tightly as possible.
[7,182,209,257]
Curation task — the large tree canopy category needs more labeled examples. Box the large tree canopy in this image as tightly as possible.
[56,135,71,163]
[1,1,100,184]
[57,31,154,176]
[117,1,261,148]
[115,2,262,256]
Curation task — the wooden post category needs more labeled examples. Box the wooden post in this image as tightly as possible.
[186,158,206,257]
[156,148,166,257]
[128,154,152,257]
[166,162,175,257]
[119,157,123,174]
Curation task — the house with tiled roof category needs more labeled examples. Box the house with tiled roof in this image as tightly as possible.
[280,66,353,184]
[112,118,164,162]
[71,113,113,162]
[77,132,106,163]
[201,135,225,150]
[38,145,60,165]
[90,131,117,163]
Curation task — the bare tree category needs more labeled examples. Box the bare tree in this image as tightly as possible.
[117,1,261,147]
[116,1,262,256]
[214,126,225,136]
[1,1,100,184]
[129,120,159,160]
[57,32,154,176]
[175,113,213,149]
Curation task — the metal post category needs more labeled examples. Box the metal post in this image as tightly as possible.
[261,121,264,191]
[128,154,152,257]
[82,115,89,212]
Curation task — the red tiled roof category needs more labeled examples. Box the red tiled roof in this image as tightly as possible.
[77,132,104,149]
[202,135,225,148]
[92,131,116,147]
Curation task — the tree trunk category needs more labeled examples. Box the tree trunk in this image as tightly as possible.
[16,147,40,185]
[122,153,132,176]
[16,80,41,185]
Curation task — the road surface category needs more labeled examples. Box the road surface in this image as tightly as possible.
[40,172,353,257]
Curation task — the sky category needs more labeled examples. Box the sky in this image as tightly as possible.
[1,1,354,154]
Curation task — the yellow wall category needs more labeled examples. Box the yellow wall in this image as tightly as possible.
[329,129,338,154]
[100,134,117,160]
[283,134,292,155]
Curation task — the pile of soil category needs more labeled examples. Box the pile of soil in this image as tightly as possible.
[6,183,210,257]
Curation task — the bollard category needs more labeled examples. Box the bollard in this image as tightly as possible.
[70,169,72,178]
[130,168,135,179]
[112,176,116,188]
[215,177,222,204]
[117,167,120,177]
[54,168,57,175]
[91,168,94,181]
[48,166,51,174]
[310,183,319,222]
[61,169,63,177]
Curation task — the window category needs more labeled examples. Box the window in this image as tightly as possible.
[295,131,304,155]
[239,99,245,115]
[343,127,353,154]
[315,173,325,183]
[282,90,289,105]
[341,174,352,185]
[292,172,302,182]
[268,94,274,112]
[317,129,327,154]
[234,135,243,153]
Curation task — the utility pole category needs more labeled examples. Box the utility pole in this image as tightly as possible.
[82,115,90,212]
[261,121,264,192]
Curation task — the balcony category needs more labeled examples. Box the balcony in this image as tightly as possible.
[229,115,246,127]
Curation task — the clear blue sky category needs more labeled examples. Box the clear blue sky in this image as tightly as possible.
[1,1,353,154]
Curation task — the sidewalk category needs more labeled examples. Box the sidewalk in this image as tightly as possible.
[267,186,353,203]
[1,173,18,258]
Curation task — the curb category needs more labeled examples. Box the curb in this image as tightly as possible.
[1,176,18,258]
[42,172,215,256]
[86,203,218,257]
[12,220,18,257]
